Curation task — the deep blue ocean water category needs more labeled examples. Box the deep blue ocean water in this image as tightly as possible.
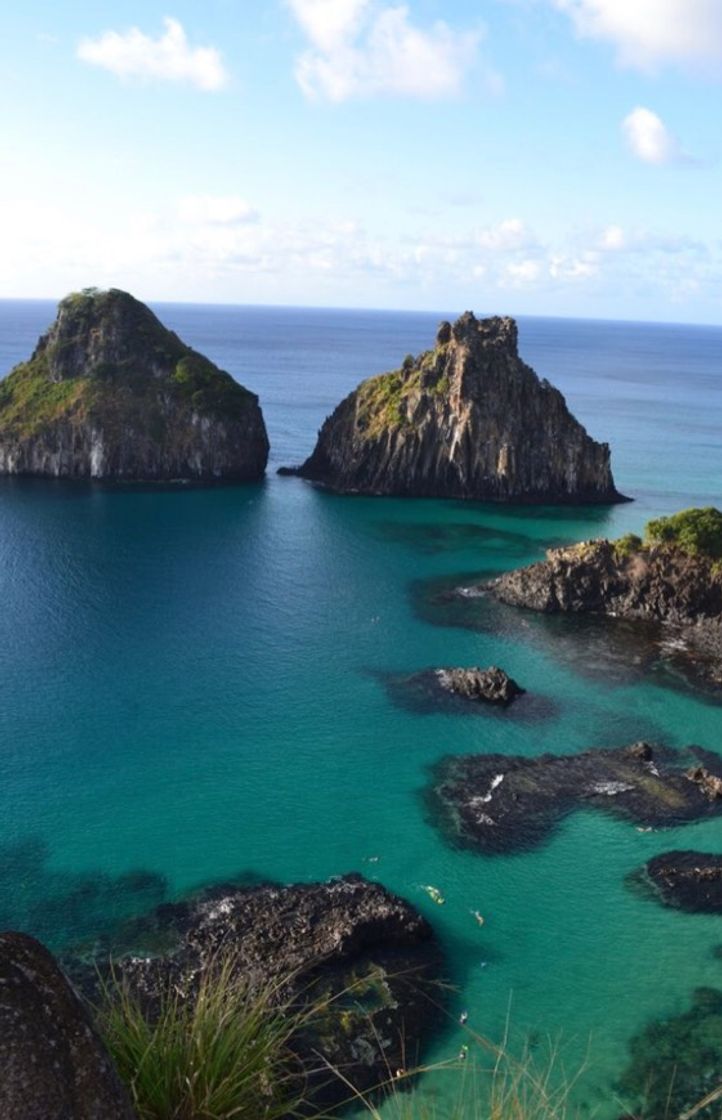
[1,300,722,1113]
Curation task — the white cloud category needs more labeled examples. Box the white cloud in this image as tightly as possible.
[287,0,481,101]
[552,0,722,70]
[177,196,258,225]
[599,224,625,250]
[476,217,530,251]
[502,258,543,285]
[622,106,679,164]
[548,252,598,279]
[77,17,228,91]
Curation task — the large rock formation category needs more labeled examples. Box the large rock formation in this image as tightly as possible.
[487,511,722,684]
[427,741,722,855]
[0,931,136,1119]
[282,312,623,502]
[0,288,269,480]
[69,873,445,1108]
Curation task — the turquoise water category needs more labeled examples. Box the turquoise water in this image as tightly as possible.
[1,302,722,1113]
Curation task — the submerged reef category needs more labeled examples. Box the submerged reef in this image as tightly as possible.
[282,312,623,503]
[428,741,722,855]
[619,987,722,1119]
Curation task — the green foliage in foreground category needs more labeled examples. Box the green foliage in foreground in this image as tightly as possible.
[97,956,722,1120]
[97,956,308,1120]
[644,507,722,560]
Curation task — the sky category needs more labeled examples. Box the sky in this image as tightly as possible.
[2,0,722,321]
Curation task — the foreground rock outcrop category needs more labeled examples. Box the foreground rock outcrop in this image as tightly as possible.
[71,873,444,1108]
[0,288,269,480]
[435,666,523,704]
[0,931,136,1120]
[428,742,722,855]
[487,512,722,685]
[282,312,623,502]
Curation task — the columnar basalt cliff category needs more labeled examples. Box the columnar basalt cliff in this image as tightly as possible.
[0,288,269,481]
[282,312,623,502]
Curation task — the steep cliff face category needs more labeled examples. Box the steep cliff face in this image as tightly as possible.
[284,312,623,502]
[0,288,269,481]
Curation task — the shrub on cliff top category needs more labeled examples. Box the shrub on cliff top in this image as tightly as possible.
[644,507,722,560]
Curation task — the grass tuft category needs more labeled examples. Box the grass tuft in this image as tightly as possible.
[96,954,310,1120]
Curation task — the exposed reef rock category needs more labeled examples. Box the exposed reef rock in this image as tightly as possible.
[642,851,722,912]
[0,288,269,481]
[428,742,722,855]
[70,873,444,1108]
[282,312,623,502]
[487,511,722,686]
[0,931,137,1120]
[435,666,523,704]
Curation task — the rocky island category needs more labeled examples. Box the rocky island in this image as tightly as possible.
[487,507,722,685]
[0,288,269,481]
[282,312,624,502]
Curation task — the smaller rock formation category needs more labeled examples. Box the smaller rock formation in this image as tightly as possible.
[282,312,624,503]
[0,287,269,481]
[0,931,136,1120]
[435,666,523,704]
[428,742,722,855]
[71,874,444,1109]
[487,509,722,685]
[643,851,722,912]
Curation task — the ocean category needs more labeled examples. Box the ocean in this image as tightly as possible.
[1,299,721,1113]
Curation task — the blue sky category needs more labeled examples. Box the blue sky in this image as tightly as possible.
[2,0,722,321]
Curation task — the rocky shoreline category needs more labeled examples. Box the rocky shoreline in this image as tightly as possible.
[484,517,722,686]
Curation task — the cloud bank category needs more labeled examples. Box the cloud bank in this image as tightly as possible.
[77,17,228,91]
[287,0,482,101]
[553,0,722,71]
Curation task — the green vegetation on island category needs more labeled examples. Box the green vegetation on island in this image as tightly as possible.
[0,287,269,480]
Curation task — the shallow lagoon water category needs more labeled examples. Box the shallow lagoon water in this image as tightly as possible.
[1,301,721,1113]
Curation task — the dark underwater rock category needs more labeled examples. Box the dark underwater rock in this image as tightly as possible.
[488,537,722,686]
[0,288,269,481]
[618,987,722,1119]
[70,873,445,1109]
[435,666,523,704]
[643,851,722,912]
[0,931,136,1120]
[428,742,722,855]
[282,312,623,503]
